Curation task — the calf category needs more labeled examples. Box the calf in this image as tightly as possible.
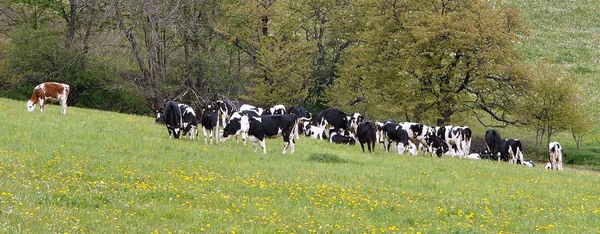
[330,132,356,145]
[264,104,286,115]
[485,129,504,161]
[425,134,449,157]
[503,139,524,165]
[223,110,260,145]
[201,104,219,144]
[240,104,265,115]
[400,122,436,156]
[348,113,364,134]
[382,121,410,154]
[227,114,297,154]
[163,101,182,139]
[436,126,463,157]
[314,108,349,135]
[356,121,377,153]
[288,106,312,139]
[549,142,563,170]
[179,103,198,139]
[155,107,165,124]
[27,82,70,115]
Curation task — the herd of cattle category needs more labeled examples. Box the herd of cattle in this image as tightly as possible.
[21,82,564,170]
[154,99,565,170]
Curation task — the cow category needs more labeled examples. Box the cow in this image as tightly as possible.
[406,142,418,155]
[399,122,436,156]
[466,153,482,160]
[27,82,70,115]
[382,121,410,154]
[549,142,563,170]
[163,101,182,139]
[288,106,312,139]
[313,108,349,137]
[348,113,364,134]
[201,103,219,144]
[517,159,535,167]
[460,126,473,158]
[179,103,198,139]
[216,100,235,128]
[425,134,449,157]
[223,114,297,154]
[503,139,524,165]
[223,110,260,145]
[544,161,552,169]
[240,104,265,115]
[485,129,504,161]
[356,121,377,153]
[436,126,463,157]
[155,107,165,124]
[264,104,286,115]
[330,132,356,145]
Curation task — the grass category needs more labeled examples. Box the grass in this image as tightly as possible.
[2,98,600,233]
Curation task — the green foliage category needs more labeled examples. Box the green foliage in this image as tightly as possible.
[333,0,528,124]
[1,26,150,115]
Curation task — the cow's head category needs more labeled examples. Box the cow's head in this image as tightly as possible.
[26,100,36,112]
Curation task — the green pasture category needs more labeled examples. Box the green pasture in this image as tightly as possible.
[1,98,600,233]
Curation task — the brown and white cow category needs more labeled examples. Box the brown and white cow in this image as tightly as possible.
[27,82,70,115]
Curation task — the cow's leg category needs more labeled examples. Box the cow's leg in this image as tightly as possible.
[290,138,295,154]
[517,147,524,165]
[360,143,365,153]
[242,132,247,145]
[215,125,219,144]
[282,132,291,154]
[557,153,563,170]
[61,96,67,115]
[203,127,208,144]
[39,99,45,112]
[397,143,406,155]
[260,140,267,154]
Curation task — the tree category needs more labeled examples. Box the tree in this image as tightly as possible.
[332,0,529,124]
[519,63,592,153]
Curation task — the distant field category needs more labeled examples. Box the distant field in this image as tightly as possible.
[1,98,600,233]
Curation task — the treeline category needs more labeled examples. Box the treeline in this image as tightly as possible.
[0,0,594,147]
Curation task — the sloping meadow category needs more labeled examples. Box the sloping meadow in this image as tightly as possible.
[1,98,599,233]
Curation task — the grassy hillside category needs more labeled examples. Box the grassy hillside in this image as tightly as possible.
[1,98,600,233]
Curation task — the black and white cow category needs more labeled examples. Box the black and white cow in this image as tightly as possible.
[485,129,504,161]
[313,108,349,136]
[163,101,182,139]
[356,121,377,153]
[330,132,356,145]
[201,103,219,144]
[400,122,436,156]
[179,103,198,139]
[216,100,235,128]
[240,104,265,115]
[503,139,524,165]
[549,141,563,170]
[223,110,260,145]
[436,126,472,158]
[348,113,364,134]
[425,134,449,157]
[223,114,297,154]
[155,107,165,124]
[382,121,410,154]
[264,104,286,115]
[288,106,312,139]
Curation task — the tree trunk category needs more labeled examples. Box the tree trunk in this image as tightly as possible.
[572,129,581,151]
[65,0,78,50]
